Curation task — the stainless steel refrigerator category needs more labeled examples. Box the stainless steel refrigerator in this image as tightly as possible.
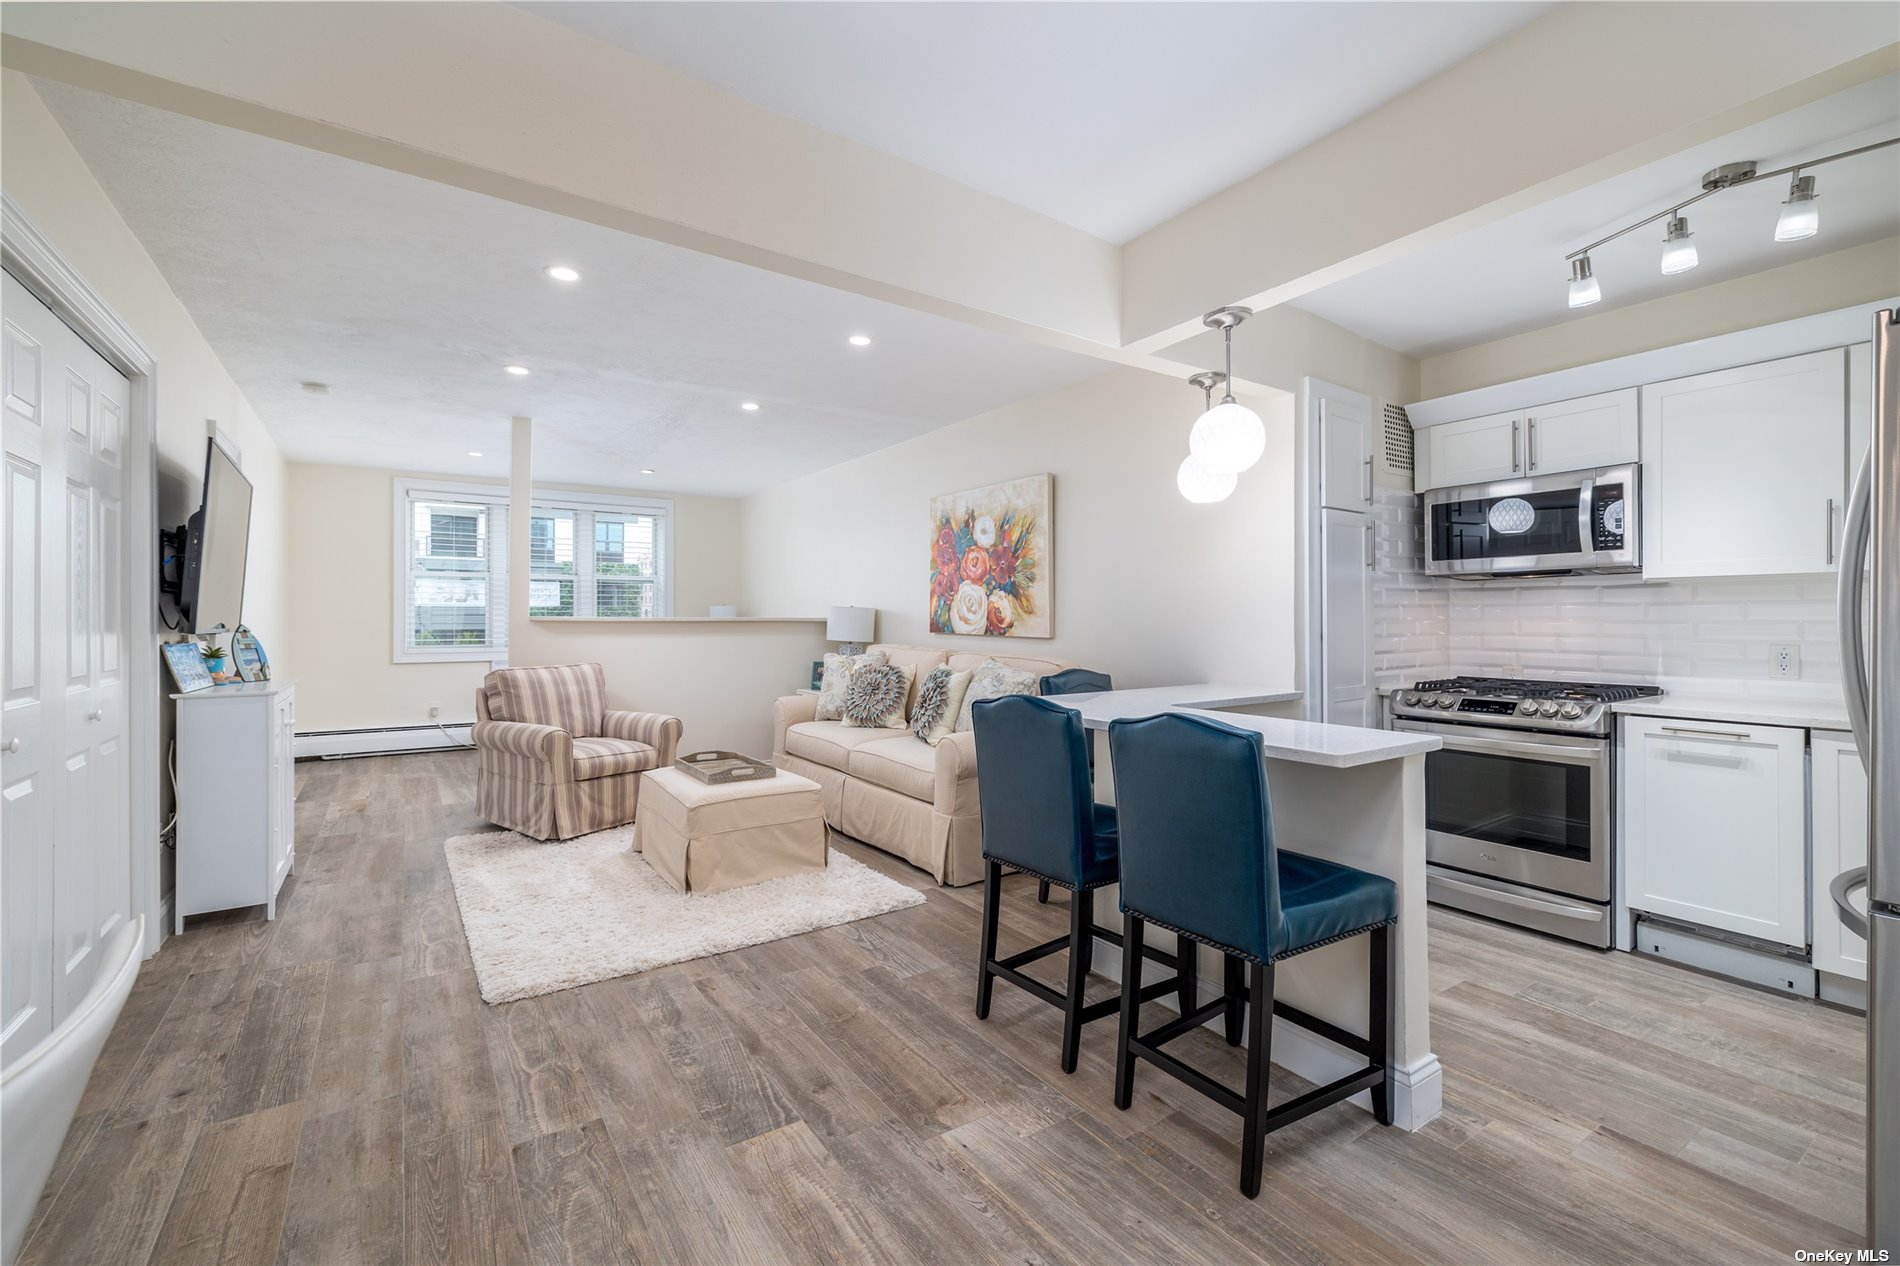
[1837,306,1898,1250]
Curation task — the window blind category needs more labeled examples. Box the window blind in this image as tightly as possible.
[399,488,508,659]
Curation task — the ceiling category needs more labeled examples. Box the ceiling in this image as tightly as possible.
[36,82,1111,496]
[518,1,1553,244]
[1292,74,1900,362]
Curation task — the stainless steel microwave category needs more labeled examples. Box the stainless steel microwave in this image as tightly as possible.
[1424,465,1639,579]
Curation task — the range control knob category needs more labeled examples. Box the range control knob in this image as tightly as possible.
[1559,701,1585,721]
[1437,694,1458,709]
[1401,692,1420,707]
[1538,700,1561,718]
[1517,700,1539,716]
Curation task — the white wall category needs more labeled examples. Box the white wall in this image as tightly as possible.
[4,70,292,662]
[739,366,1300,693]
[285,461,746,732]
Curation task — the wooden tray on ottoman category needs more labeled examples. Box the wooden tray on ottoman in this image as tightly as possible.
[675,750,776,784]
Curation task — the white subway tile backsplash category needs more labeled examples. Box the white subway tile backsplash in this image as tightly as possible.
[1368,488,1844,690]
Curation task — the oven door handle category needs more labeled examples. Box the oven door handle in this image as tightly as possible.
[1396,722,1605,764]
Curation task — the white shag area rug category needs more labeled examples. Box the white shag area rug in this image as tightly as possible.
[443,824,926,1004]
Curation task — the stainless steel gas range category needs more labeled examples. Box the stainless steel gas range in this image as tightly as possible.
[1390,676,1662,948]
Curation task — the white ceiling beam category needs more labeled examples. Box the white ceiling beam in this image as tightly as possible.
[0,2,1123,352]
[1121,2,1900,354]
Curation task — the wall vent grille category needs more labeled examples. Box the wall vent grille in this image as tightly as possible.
[1382,403,1414,474]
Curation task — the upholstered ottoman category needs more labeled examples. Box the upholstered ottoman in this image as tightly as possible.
[633,766,828,894]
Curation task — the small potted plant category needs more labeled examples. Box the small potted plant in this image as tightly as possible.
[201,639,231,683]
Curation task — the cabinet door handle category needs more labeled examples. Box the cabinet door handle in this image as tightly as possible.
[1511,420,1521,473]
[4,737,19,754]
[1364,522,1375,568]
[1826,497,1836,565]
[1363,456,1374,505]
[1527,417,1537,471]
[1660,725,1751,742]
[87,710,102,721]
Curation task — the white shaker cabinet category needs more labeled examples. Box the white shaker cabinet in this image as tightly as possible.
[1523,388,1638,475]
[1416,410,1520,491]
[173,680,297,933]
[1811,729,1868,982]
[1639,349,1846,578]
[1621,715,1807,949]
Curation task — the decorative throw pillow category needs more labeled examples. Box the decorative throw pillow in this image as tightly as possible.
[955,659,1040,733]
[815,649,887,721]
[911,667,973,747]
[840,663,914,729]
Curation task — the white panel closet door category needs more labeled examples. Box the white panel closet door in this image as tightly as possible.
[2,269,132,1064]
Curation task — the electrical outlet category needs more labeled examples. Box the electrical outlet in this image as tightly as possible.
[428,703,440,719]
[1770,644,1800,678]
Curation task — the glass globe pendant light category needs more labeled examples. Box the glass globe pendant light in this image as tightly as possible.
[1178,371,1237,503]
[1188,306,1266,475]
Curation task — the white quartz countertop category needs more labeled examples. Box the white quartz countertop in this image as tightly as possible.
[1042,683,1434,767]
[1611,693,1852,732]
[1172,710,1441,767]
[1042,684,1302,728]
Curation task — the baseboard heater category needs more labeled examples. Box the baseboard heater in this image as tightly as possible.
[294,723,475,760]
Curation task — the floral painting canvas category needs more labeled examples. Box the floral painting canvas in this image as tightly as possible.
[929,474,1053,638]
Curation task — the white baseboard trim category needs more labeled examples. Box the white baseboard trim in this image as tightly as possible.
[1092,937,1443,1131]
[294,723,475,759]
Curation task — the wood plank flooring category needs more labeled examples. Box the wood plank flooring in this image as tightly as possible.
[18,751,1869,1265]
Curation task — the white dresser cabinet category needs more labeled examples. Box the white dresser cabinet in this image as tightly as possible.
[173,680,297,933]
[1811,729,1868,983]
[1639,349,1847,578]
[1621,715,1807,949]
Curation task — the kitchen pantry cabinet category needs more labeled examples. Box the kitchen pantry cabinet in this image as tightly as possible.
[1639,349,1847,578]
[1414,388,1637,491]
[173,680,297,933]
[1621,715,1807,949]
[1811,730,1868,982]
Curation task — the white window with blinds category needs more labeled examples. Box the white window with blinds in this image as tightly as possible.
[394,480,673,662]
[393,478,509,663]
[528,493,672,619]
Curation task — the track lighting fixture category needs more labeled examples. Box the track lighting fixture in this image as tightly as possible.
[1567,256,1601,309]
[1659,216,1698,276]
[1775,173,1819,242]
[1559,136,1893,308]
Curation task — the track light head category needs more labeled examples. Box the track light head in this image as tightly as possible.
[1660,216,1699,276]
[1567,256,1601,309]
[1775,173,1819,242]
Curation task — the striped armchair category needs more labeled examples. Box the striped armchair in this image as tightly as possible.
[473,663,683,840]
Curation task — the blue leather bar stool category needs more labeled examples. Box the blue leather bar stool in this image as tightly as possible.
[1031,669,1114,904]
[971,694,1178,1073]
[1106,711,1398,1198]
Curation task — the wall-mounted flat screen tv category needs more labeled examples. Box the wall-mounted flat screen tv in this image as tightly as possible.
[179,438,252,634]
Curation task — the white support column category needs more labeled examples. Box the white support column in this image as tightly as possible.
[510,416,532,660]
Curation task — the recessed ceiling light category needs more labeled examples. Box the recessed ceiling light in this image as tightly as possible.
[640,467,656,475]
[848,334,871,347]
[467,451,484,458]
[504,364,530,376]
[741,401,760,411]
[545,264,581,283]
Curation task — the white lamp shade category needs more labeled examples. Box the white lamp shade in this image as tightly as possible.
[1775,198,1819,242]
[1567,273,1601,309]
[826,605,876,642]
[1659,230,1698,276]
[1188,399,1266,475]
[1176,452,1237,503]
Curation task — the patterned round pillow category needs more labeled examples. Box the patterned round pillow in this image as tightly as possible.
[910,667,954,739]
[842,663,907,728]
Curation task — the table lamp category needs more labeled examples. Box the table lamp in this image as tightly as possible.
[827,605,875,657]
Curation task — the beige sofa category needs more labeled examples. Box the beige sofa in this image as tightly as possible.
[772,643,1073,886]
